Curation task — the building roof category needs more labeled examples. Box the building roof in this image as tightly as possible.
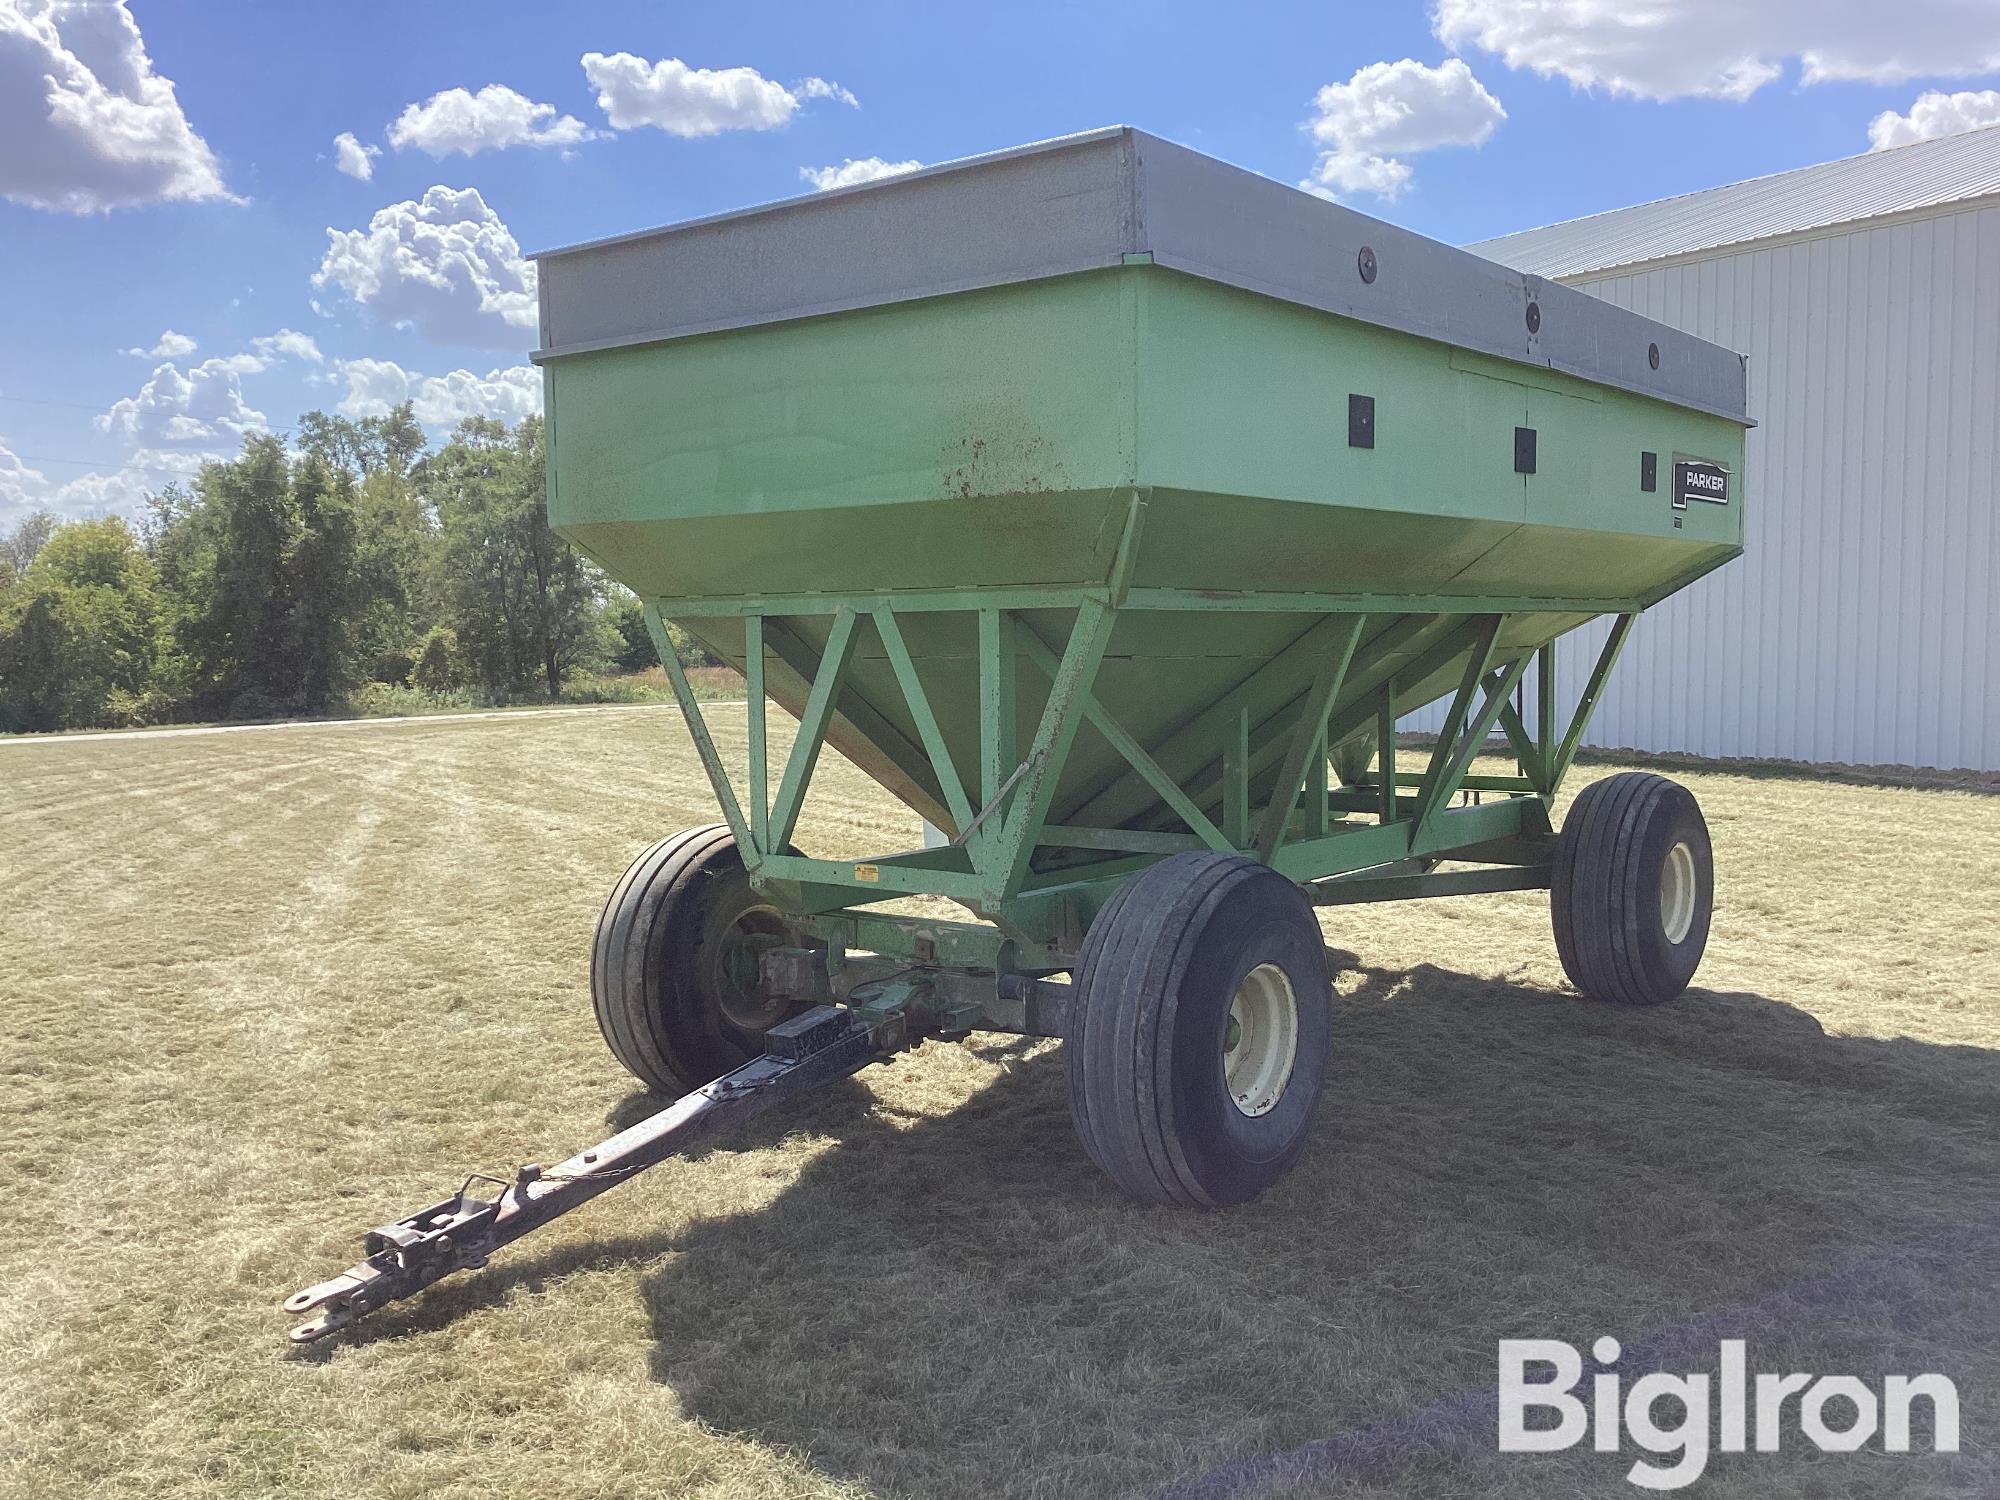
[1468,124,2000,279]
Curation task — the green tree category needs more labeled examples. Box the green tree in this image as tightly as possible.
[286,453,364,711]
[410,625,463,692]
[296,403,425,483]
[161,436,364,716]
[605,590,655,674]
[296,405,436,677]
[1,510,59,576]
[422,415,605,699]
[0,517,162,731]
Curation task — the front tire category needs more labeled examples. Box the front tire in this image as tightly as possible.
[1065,852,1332,1209]
[1551,772,1714,1006]
[592,826,795,1093]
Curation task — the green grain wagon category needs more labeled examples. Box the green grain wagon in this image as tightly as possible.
[288,129,1747,1341]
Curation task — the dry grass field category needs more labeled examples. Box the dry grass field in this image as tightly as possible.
[2,705,1996,1498]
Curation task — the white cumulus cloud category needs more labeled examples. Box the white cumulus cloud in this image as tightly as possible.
[2,431,223,525]
[313,185,538,350]
[50,448,216,515]
[0,0,235,213]
[796,76,859,108]
[1302,58,1505,200]
[387,84,593,158]
[800,156,922,191]
[251,328,323,364]
[1869,89,2000,150]
[124,329,197,359]
[581,52,857,136]
[99,356,268,448]
[0,433,47,515]
[1435,0,2000,103]
[333,131,380,181]
[334,357,542,428]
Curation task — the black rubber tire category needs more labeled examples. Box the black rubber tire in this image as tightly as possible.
[591,825,796,1093]
[1064,852,1333,1209]
[1551,772,1713,1006]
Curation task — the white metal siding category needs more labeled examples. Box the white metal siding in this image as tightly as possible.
[1410,200,2000,771]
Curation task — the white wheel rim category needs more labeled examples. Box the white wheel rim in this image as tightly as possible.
[1660,840,1697,945]
[1223,963,1298,1118]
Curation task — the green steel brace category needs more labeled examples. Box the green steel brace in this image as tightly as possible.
[656,587,1644,619]
[1537,640,1557,775]
[1014,625,1233,856]
[1410,648,1536,841]
[745,614,769,849]
[647,579,1643,957]
[872,607,975,838]
[1254,615,1365,863]
[767,608,861,852]
[1492,682,1547,795]
[1551,613,1636,789]
[645,603,754,853]
[987,597,1118,904]
[1407,614,1503,833]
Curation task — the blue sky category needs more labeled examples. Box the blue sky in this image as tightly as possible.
[3,0,1997,525]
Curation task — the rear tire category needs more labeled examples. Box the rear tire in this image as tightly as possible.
[1551,772,1713,1006]
[592,826,796,1093]
[1065,852,1332,1209]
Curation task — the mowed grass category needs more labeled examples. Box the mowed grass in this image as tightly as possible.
[2,706,1996,1499]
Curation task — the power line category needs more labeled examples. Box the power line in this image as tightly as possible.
[0,392,114,415]
[12,451,211,479]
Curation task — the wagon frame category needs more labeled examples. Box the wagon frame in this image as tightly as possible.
[643,495,1642,1013]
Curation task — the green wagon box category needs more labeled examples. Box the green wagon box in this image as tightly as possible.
[288,129,1748,1340]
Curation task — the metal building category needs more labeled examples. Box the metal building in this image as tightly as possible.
[1455,125,2000,772]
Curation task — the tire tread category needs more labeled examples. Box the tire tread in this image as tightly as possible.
[1067,852,1325,1209]
[1552,772,1708,1006]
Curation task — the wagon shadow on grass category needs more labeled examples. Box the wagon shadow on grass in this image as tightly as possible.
[632,955,2000,1499]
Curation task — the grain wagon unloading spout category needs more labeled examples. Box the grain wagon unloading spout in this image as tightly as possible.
[286,127,1748,1342]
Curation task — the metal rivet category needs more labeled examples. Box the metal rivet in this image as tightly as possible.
[1357,246,1377,284]
[1648,342,1661,370]
[1525,300,1541,335]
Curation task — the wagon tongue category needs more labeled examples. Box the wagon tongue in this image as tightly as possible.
[283,1005,879,1343]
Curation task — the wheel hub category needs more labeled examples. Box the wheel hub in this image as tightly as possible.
[1223,962,1299,1118]
[710,904,790,1032]
[1659,839,1697,945]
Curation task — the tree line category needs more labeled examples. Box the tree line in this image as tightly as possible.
[0,405,688,734]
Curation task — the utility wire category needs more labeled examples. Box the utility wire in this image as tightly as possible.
[0,392,116,415]
[11,451,210,479]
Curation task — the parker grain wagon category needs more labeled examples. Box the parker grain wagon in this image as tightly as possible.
[289,129,1748,1341]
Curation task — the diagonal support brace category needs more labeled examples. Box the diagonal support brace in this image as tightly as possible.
[1549,613,1636,791]
[645,604,754,855]
[767,608,861,851]
[988,600,1117,900]
[1255,614,1365,862]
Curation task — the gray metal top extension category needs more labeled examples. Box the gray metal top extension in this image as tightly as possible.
[532,126,1750,424]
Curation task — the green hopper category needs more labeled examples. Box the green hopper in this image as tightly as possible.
[286,129,1748,1341]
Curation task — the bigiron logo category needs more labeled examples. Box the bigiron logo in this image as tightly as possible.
[1497,1338,1960,1490]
